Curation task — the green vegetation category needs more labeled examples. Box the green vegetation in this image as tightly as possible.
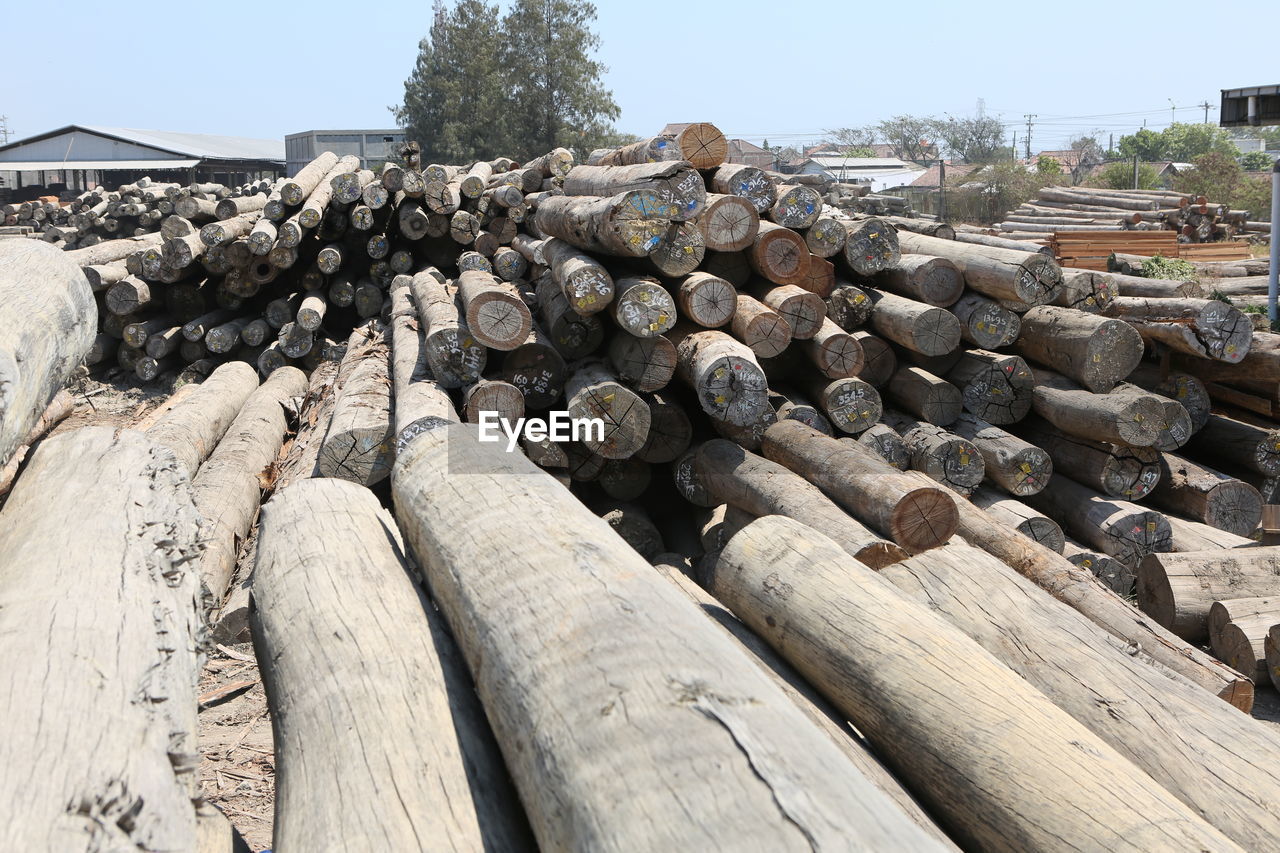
[395,0,622,163]
[1087,161,1163,190]
[826,113,1006,164]
[1241,151,1275,172]
[1036,156,1062,176]
[1117,123,1239,162]
[1140,255,1199,282]
[1174,152,1274,219]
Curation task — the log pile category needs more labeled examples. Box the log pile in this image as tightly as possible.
[7,120,1280,850]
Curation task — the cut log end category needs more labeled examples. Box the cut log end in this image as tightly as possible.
[892,486,960,554]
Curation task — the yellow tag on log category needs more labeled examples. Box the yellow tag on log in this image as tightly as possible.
[603,393,615,404]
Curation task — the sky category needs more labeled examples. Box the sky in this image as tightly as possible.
[1,0,1273,155]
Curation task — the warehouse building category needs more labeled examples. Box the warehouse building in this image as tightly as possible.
[0,125,284,199]
[284,129,406,176]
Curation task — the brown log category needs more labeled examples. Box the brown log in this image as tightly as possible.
[316,325,393,486]
[674,271,736,328]
[694,193,759,252]
[1183,412,1280,477]
[802,214,847,258]
[144,361,259,477]
[797,376,881,435]
[640,221,705,277]
[607,331,675,393]
[746,221,810,287]
[1151,453,1262,537]
[867,289,961,357]
[799,253,836,298]
[1109,271,1204,299]
[873,255,963,307]
[1014,305,1143,392]
[458,269,533,351]
[730,293,791,358]
[565,360,650,458]
[1017,416,1160,500]
[849,330,895,386]
[839,217,901,277]
[762,419,957,553]
[950,292,1021,350]
[801,317,864,379]
[1027,474,1170,569]
[1028,367,1163,447]
[1168,516,1255,552]
[1139,548,1280,640]
[1210,598,1280,682]
[883,366,962,426]
[897,229,1062,305]
[884,413,985,493]
[950,413,1052,496]
[1104,297,1253,363]
[710,516,1237,853]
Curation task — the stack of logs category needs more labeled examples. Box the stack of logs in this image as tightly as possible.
[998,185,1252,243]
[1,176,275,248]
[8,119,1280,851]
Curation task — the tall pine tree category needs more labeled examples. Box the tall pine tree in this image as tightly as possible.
[394,0,509,163]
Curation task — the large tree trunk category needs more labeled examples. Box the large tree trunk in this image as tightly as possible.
[839,217,901,277]
[1183,412,1280,477]
[1139,547,1280,641]
[1029,367,1164,447]
[945,349,1034,425]
[897,229,1062,306]
[1167,515,1254,552]
[1125,364,1211,433]
[674,271,737,328]
[746,221,811,287]
[387,279,458,435]
[1104,296,1253,363]
[1014,305,1143,392]
[762,419,957,553]
[534,191,674,257]
[950,292,1021,350]
[565,360,650,458]
[1150,452,1262,537]
[970,486,1064,551]
[708,163,776,213]
[882,539,1280,852]
[1209,597,1280,683]
[410,269,487,388]
[273,361,340,492]
[193,366,308,612]
[317,324,394,484]
[883,366,962,426]
[1015,416,1160,500]
[0,240,96,467]
[693,438,906,567]
[949,413,1051,496]
[0,428,203,851]
[144,361,259,477]
[542,236,615,316]
[711,515,1237,853]
[884,413,985,494]
[252,479,533,851]
[1053,267,1116,312]
[694,192,759,252]
[563,161,705,221]
[390,422,950,851]
[458,270,533,351]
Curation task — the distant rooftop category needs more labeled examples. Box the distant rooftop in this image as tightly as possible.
[0,124,284,162]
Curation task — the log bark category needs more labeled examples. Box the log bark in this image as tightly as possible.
[711,516,1237,853]
[675,271,736,328]
[839,217,901,277]
[607,330,675,393]
[850,423,910,470]
[410,270,487,388]
[873,255,963,307]
[1053,268,1116,312]
[1151,452,1262,537]
[1016,416,1160,500]
[746,221,810,287]
[1183,412,1280,477]
[884,414,985,493]
[1125,364,1211,433]
[970,486,1064,551]
[943,349,1034,425]
[867,289,961,357]
[1028,474,1171,569]
[144,361,259,478]
[694,439,906,567]
[542,236,614,316]
[825,282,873,330]
[565,360,651,458]
[767,184,822,230]
[501,321,571,406]
[458,269,533,350]
[1029,367,1164,447]
[563,161,705,221]
[882,539,1280,852]
[1109,271,1204,298]
[1167,516,1254,552]
[1015,305,1143,392]
[387,279,458,435]
[252,479,532,850]
[670,326,769,426]
[897,229,1062,305]
[730,293,791,357]
[1139,548,1280,641]
[800,317,863,379]
[1209,597,1280,683]
[0,390,74,498]
[0,428,204,852]
[534,191,674,257]
[1104,297,1253,363]
[950,292,1020,350]
[762,419,957,553]
[390,422,950,851]
[0,240,96,467]
[883,366,962,426]
[317,325,394,485]
[950,413,1051,496]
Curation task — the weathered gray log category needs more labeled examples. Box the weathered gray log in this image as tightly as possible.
[565,360,650,458]
[0,428,204,852]
[391,422,950,851]
[610,275,677,339]
[850,423,910,470]
[942,349,1034,425]
[607,330,675,393]
[1104,296,1253,363]
[534,190,675,257]
[1150,452,1262,537]
[1210,597,1280,683]
[867,289,961,357]
[387,279,458,435]
[1167,516,1254,552]
[1184,412,1280,477]
[458,270,533,350]
[562,161,705,221]
[1016,417,1160,500]
[883,366,962,426]
[1028,474,1171,568]
[1139,548,1280,641]
[317,325,394,485]
[825,282,873,330]
[410,269,487,388]
[1061,537,1134,594]
[670,326,770,426]
[1124,364,1211,434]
[763,419,957,553]
[949,413,1051,496]
[694,439,906,567]
[882,539,1280,851]
[0,240,96,468]
[144,361,259,478]
[884,413,985,493]
[1028,368,1164,447]
[874,254,964,307]
[1014,305,1143,392]
[767,184,822,230]
[950,292,1021,350]
[1053,268,1116,312]
[801,376,882,435]
[970,486,1063,551]
[463,379,525,426]
[711,516,1237,853]
[193,367,308,612]
[542,236,614,316]
[839,217,901,277]
[897,229,1062,306]
[708,163,776,213]
[252,479,533,850]
[273,361,340,492]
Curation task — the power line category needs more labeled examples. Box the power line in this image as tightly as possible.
[1024,114,1036,160]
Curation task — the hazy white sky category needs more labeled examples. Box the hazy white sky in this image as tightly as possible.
[2,0,1271,153]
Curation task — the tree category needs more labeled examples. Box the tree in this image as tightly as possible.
[502,0,619,160]
[934,115,1007,164]
[875,115,937,163]
[945,162,1054,224]
[1160,123,1238,162]
[393,0,509,164]
[1070,134,1105,163]
[1174,151,1242,201]
[1117,128,1164,161]
[824,126,877,152]
[1088,161,1162,190]
[1241,151,1274,172]
[1037,156,1063,176]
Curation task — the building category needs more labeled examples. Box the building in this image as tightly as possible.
[285,129,405,176]
[724,138,778,170]
[790,156,926,191]
[0,125,284,196]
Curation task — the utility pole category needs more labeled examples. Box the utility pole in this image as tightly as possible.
[0,116,9,145]
[1011,131,1017,162]
[1023,114,1036,160]
[1168,99,1177,125]
[1198,100,1214,123]
[937,158,946,222]
[1109,133,1114,154]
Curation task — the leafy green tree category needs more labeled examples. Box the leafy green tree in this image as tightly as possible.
[1087,161,1162,190]
[1037,156,1062,176]
[934,115,1007,164]
[1173,151,1242,200]
[1117,128,1164,161]
[394,0,508,163]
[874,115,937,163]
[1234,175,1273,219]
[1160,123,1238,161]
[502,0,619,160]
[1241,151,1275,172]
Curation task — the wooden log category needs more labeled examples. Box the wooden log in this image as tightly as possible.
[410,270,486,388]
[458,269,533,351]
[1054,268,1116,312]
[1183,413,1280,477]
[897,230,1062,306]
[542,236,614,316]
[949,413,1051,496]
[144,361,259,477]
[762,419,957,553]
[669,327,769,426]
[273,361,340,491]
[1209,598,1280,682]
[1105,297,1253,363]
[767,184,822,230]
[746,221,810,287]
[1139,548,1280,640]
[1061,537,1133,595]
[534,190,675,257]
[1150,453,1262,537]
[0,390,74,498]
[730,293,791,358]
[694,439,906,567]
[941,349,1034,425]
[387,279,458,434]
[607,331,675,393]
[500,322,570,406]
[1125,364,1211,434]
[883,367,962,426]
[1016,416,1160,500]
[565,360,650,458]
[1027,474,1170,568]
[970,486,1063,551]
[650,555,959,849]
[563,161,705,221]
[874,255,963,307]
[1014,305,1143,392]
[0,240,96,468]
[674,271,736,328]
[843,332,891,388]
[666,122,726,168]
[771,388,833,435]
[839,217,901,277]
[638,220,705,278]
[1028,368,1163,447]
[708,163,776,213]
[537,277,606,360]
[747,281,824,340]
[317,325,393,485]
[802,214,847,259]
[800,317,863,379]
[634,392,692,463]
[390,423,946,851]
[1168,515,1255,552]
[824,282,873,330]
[610,275,677,338]
[0,428,204,851]
[882,539,1280,852]
[63,231,164,267]
[281,151,340,206]
[867,289,961,357]
[711,516,1237,853]
[950,292,1020,350]
[252,479,532,849]
[850,423,910,470]
[799,253,836,298]
[884,413,985,493]
[800,376,881,435]
[464,378,525,426]
[1108,271,1204,299]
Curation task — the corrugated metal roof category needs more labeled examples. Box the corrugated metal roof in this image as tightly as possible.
[82,127,283,160]
[0,159,201,171]
[808,156,912,169]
